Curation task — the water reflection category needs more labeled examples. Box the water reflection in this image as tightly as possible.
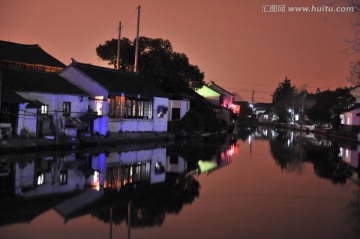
[235,126,360,238]
[1,129,359,238]
[0,135,238,230]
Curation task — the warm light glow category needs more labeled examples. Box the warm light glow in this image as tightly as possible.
[92,170,100,190]
[0,60,63,72]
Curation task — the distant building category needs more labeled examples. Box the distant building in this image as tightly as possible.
[196,81,236,124]
[350,84,360,103]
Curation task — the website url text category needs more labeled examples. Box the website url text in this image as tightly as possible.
[261,5,354,13]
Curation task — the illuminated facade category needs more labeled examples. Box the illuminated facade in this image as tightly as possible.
[0,41,90,138]
[196,81,235,124]
[60,60,170,134]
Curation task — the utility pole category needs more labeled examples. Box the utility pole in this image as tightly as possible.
[251,89,255,105]
[0,71,2,115]
[134,5,141,73]
[116,21,122,70]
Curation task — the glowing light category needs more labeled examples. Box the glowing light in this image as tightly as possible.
[37,173,45,185]
[92,170,100,190]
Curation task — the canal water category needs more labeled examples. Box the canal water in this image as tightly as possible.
[0,127,359,239]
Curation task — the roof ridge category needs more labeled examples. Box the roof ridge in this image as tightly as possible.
[71,59,137,76]
[0,40,40,48]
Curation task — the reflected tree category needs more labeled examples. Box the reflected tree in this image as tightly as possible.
[269,130,354,184]
[91,174,200,228]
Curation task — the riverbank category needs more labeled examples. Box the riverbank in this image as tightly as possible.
[237,120,360,143]
[0,132,176,153]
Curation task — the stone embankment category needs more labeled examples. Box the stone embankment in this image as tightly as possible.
[0,132,175,153]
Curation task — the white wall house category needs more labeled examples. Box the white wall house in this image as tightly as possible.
[196,81,234,125]
[60,60,170,135]
[342,108,360,126]
[3,69,88,137]
[1,40,71,138]
[168,98,190,121]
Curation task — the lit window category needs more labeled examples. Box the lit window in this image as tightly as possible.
[155,162,165,174]
[40,105,49,115]
[59,170,68,185]
[109,96,153,119]
[37,173,45,186]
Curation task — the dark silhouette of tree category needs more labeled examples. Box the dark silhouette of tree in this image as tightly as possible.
[271,76,296,123]
[272,76,296,104]
[91,173,200,228]
[307,88,357,127]
[96,37,205,94]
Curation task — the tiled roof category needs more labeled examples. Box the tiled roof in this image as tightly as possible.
[2,68,87,95]
[71,61,169,98]
[207,81,234,96]
[2,88,28,103]
[0,40,65,68]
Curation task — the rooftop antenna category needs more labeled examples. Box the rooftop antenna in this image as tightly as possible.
[116,21,122,70]
[134,5,141,73]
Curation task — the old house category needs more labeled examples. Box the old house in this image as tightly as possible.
[196,81,235,124]
[3,69,88,137]
[168,95,190,122]
[60,60,170,135]
[0,41,89,138]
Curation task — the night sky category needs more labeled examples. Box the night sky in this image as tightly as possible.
[0,0,358,102]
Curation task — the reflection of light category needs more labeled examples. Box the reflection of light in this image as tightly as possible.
[92,171,100,191]
[263,129,268,136]
[228,145,235,156]
[198,160,217,173]
[248,135,252,144]
[287,139,291,147]
[220,145,235,163]
[339,147,343,157]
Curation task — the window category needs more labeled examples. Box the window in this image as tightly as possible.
[36,172,45,186]
[108,96,153,119]
[172,108,181,120]
[59,170,68,185]
[40,105,49,115]
[63,102,71,116]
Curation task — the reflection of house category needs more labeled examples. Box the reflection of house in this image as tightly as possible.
[103,147,167,191]
[166,154,187,175]
[196,138,236,175]
[60,60,169,135]
[196,81,235,124]
[11,155,88,197]
[339,146,359,169]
